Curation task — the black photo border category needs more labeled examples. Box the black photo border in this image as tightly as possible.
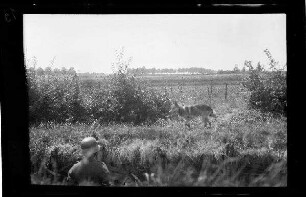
[1,0,305,196]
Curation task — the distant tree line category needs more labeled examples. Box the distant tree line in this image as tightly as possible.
[127,65,265,76]
[217,63,266,74]
[27,66,77,76]
[127,66,217,75]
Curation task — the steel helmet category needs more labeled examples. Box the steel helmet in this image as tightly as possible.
[80,137,101,158]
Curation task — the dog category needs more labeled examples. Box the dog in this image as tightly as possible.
[169,101,217,128]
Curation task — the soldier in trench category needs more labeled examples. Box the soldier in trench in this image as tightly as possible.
[67,137,111,186]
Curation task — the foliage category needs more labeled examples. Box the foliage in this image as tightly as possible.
[26,51,172,126]
[93,48,172,125]
[110,77,171,125]
[27,69,88,125]
[30,108,287,186]
[242,49,287,117]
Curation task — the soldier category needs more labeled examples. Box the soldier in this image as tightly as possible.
[67,137,111,186]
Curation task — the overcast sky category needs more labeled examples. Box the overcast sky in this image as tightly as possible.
[24,14,286,74]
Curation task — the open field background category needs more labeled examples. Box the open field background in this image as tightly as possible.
[29,69,287,186]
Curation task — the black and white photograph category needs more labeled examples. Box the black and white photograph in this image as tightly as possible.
[23,13,288,187]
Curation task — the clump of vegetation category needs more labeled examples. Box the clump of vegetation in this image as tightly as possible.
[242,49,287,117]
[26,50,172,126]
[26,62,88,125]
[105,49,172,125]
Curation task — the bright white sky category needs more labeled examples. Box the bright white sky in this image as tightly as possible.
[24,14,286,74]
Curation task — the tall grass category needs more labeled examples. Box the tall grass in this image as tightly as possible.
[30,108,286,186]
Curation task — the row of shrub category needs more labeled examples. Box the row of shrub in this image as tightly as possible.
[27,63,172,126]
[27,49,286,126]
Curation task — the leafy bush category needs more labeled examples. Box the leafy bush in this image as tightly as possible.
[26,50,172,126]
[27,69,88,125]
[242,49,287,117]
[109,72,171,125]
[105,49,172,125]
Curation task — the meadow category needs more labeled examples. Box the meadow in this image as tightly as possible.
[29,69,287,186]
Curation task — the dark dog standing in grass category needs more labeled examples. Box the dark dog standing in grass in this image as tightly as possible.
[67,137,111,186]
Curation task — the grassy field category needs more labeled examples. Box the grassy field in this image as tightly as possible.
[29,73,287,186]
[136,73,246,86]
[79,73,247,86]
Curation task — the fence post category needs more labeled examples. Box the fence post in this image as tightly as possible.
[207,86,210,105]
[210,80,213,106]
[225,83,228,101]
[210,80,213,95]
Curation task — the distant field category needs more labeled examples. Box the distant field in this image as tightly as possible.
[78,73,247,86]
[136,73,247,86]
[77,73,248,108]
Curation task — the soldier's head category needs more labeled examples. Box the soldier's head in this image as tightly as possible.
[81,137,101,160]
